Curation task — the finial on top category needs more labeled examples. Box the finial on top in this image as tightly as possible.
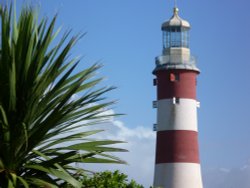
[173,0,179,15]
[173,7,179,15]
[162,0,190,29]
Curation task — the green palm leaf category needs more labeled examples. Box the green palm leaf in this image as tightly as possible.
[0,3,125,187]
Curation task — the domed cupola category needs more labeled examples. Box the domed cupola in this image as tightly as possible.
[162,7,190,28]
[162,7,190,49]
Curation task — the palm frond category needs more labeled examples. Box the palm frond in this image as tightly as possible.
[0,4,125,187]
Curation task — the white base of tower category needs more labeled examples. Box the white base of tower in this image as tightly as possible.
[154,163,203,188]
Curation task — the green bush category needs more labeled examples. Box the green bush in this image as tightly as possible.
[77,170,144,188]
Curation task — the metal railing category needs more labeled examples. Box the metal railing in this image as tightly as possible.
[155,55,197,66]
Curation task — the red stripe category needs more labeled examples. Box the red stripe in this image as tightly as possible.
[155,130,200,164]
[156,70,198,100]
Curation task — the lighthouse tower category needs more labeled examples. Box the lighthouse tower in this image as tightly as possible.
[153,6,203,188]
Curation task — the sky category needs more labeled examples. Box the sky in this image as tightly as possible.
[9,0,250,187]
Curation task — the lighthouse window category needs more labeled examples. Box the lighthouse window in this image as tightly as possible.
[170,73,180,81]
[153,78,158,86]
[171,27,181,47]
[163,31,171,49]
[163,27,189,48]
[181,28,189,48]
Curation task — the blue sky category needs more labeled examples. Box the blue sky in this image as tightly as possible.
[12,0,250,187]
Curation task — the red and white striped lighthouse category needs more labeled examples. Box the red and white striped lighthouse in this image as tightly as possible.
[153,7,203,188]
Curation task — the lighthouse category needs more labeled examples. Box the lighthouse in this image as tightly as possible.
[153,6,203,188]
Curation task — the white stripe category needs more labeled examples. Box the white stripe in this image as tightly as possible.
[154,163,203,188]
[157,98,198,131]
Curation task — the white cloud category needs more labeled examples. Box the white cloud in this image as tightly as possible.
[83,119,156,187]
[203,160,250,188]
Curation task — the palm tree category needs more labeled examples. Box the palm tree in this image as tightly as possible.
[0,4,126,188]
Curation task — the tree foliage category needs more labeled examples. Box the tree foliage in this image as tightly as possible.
[0,3,126,188]
[78,170,144,188]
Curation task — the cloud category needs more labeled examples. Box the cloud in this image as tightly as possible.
[83,118,156,187]
[203,160,250,188]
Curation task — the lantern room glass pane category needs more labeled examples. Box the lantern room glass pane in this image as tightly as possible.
[181,29,189,48]
[163,27,189,49]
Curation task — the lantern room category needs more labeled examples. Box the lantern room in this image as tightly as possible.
[162,7,190,49]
